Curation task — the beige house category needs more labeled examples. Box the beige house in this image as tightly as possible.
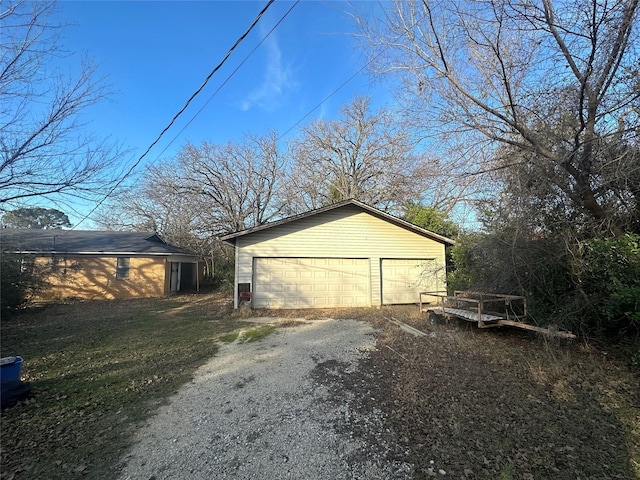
[220,199,455,309]
[1,229,201,302]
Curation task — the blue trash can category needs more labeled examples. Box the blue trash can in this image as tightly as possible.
[0,356,23,383]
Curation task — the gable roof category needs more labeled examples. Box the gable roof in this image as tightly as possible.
[219,199,456,246]
[0,229,195,256]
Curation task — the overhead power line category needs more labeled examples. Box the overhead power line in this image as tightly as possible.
[151,0,300,165]
[72,0,276,230]
[273,6,437,148]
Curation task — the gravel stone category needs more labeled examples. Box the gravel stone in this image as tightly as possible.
[117,318,412,480]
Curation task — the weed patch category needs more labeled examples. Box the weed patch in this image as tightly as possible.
[220,332,240,343]
[238,325,276,343]
[346,314,640,480]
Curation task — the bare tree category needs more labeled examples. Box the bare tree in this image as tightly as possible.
[287,95,456,214]
[0,0,124,207]
[178,131,287,233]
[96,163,202,236]
[101,131,287,236]
[97,132,286,277]
[96,163,227,278]
[357,0,640,236]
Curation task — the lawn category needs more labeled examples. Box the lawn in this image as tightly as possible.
[1,295,639,480]
[0,292,241,480]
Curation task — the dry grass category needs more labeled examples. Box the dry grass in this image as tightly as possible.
[2,298,638,480]
[351,314,640,480]
[0,292,239,480]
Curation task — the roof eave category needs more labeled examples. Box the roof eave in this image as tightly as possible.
[219,199,456,246]
[8,250,198,257]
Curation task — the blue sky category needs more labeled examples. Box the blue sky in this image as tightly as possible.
[51,1,389,184]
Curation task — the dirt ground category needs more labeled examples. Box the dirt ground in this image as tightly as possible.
[337,314,640,479]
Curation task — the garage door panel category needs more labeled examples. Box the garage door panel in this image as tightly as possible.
[254,258,370,309]
[382,259,439,305]
[313,270,327,280]
[313,298,329,307]
[344,284,363,293]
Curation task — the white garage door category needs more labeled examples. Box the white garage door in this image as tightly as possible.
[382,259,440,305]
[253,258,370,309]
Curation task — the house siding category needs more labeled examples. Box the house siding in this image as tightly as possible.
[235,205,447,307]
[32,255,168,301]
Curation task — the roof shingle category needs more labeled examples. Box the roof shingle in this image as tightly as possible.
[0,229,193,256]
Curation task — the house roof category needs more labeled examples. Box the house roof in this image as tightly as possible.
[219,199,456,246]
[0,229,196,257]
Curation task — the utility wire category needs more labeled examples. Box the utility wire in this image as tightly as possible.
[279,62,368,140]
[277,61,388,144]
[276,15,403,140]
[148,0,299,168]
[71,0,276,230]
[271,2,437,143]
[76,1,413,230]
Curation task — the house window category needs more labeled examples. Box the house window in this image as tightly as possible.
[116,257,130,279]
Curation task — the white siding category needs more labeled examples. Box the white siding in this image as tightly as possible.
[236,205,447,308]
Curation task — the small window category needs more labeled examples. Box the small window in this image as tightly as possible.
[116,257,130,279]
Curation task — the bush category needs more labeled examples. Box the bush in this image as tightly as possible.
[446,231,591,333]
[447,233,571,296]
[1,253,44,313]
[578,235,640,335]
[447,235,483,292]
[449,231,640,336]
[205,258,234,291]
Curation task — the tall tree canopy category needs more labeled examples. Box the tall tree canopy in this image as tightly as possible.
[98,132,286,236]
[177,131,286,233]
[358,0,640,237]
[403,202,459,239]
[2,207,71,229]
[287,95,453,214]
[96,162,204,245]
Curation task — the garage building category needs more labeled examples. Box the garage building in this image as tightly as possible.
[220,199,455,309]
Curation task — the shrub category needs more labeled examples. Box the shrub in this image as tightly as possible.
[446,231,639,337]
[578,234,640,335]
[0,253,44,313]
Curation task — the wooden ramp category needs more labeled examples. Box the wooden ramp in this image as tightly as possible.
[420,291,576,339]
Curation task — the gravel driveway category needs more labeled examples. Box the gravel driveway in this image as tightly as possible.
[117,318,413,480]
